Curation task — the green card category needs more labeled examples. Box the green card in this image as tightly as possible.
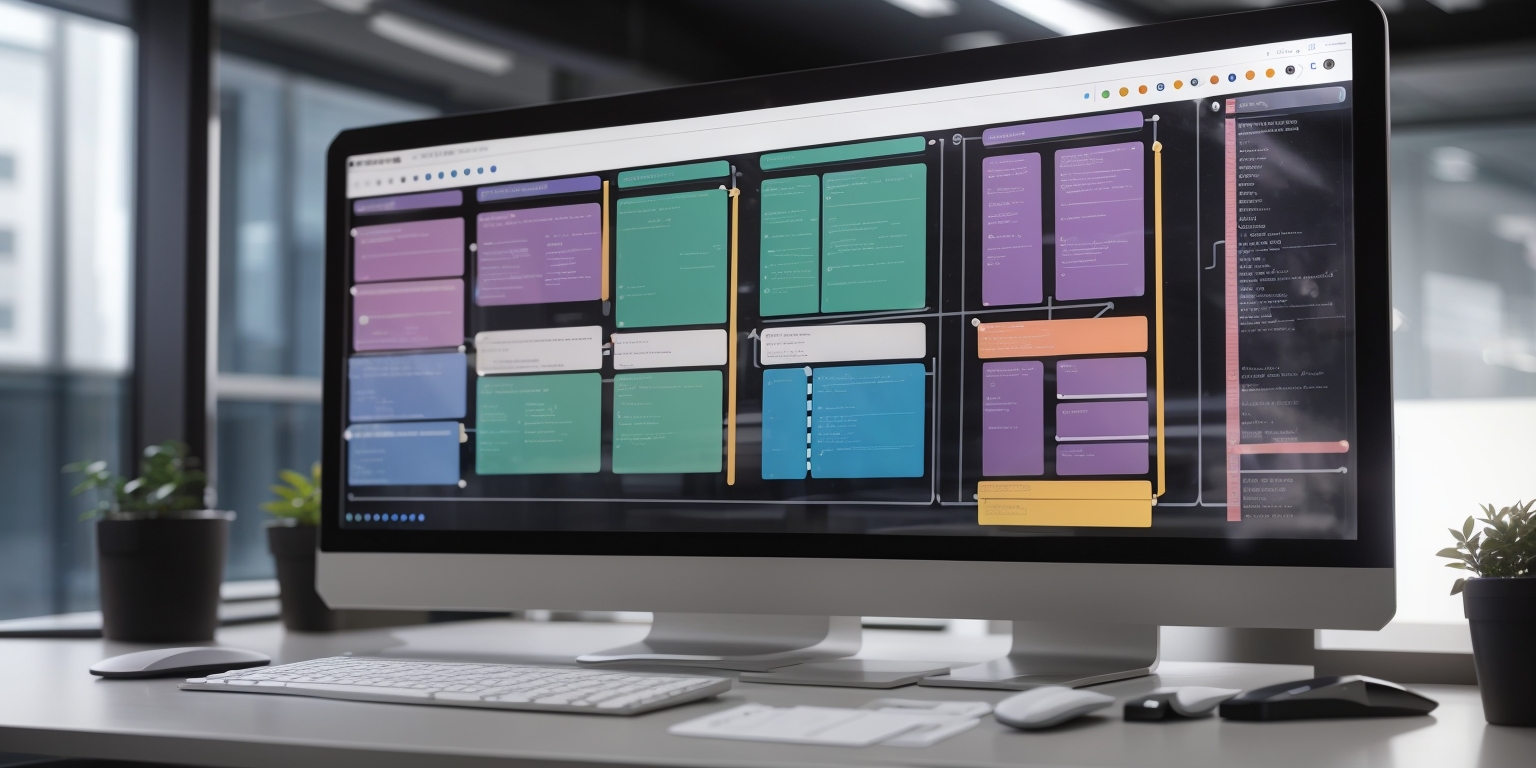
[616,189,728,329]
[476,373,601,475]
[759,175,819,317]
[612,371,722,474]
[618,160,730,188]
[760,136,924,171]
[821,163,927,313]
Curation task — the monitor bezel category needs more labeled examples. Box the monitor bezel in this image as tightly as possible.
[320,0,1392,570]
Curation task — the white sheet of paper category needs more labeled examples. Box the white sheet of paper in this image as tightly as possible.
[668,704,926,747]
[861,698,994,718]
[879,714,981,747]
[669,704,979,748]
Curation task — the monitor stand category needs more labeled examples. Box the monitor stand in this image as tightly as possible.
[920,620,1159,690]
[576,613,861,673]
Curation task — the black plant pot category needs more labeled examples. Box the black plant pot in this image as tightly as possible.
[1464,575,1536,726]
[97,512,233,642]
[267,523,341,632]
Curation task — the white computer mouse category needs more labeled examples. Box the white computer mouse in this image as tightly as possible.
[1124,686,1241,721]
[993,686,1115,730]
[90,647,270,679]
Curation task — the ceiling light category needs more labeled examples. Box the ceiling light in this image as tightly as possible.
[316,0,375,13]
[883,0,960,17]
[1429,147,1476,183]
[1424,0,1484,12]
[989,0,1133,36]
[367,12,514,76]
[0,1,50,50]
[944,31,1007,51]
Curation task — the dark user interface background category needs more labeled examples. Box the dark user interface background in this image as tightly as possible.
[339,81,1356,542]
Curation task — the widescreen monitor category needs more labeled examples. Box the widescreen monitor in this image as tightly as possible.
[319,0,1394,684]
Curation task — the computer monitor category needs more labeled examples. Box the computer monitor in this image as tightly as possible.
[318,0,1393,689]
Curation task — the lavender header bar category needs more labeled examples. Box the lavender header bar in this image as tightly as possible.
[982,111,1143,147]
[352,189,463,216]
[477,175,602,203]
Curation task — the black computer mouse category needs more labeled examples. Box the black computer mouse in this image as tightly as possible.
[1219,675,1438,721]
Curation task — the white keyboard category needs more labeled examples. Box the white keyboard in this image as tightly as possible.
[180,656,732,715]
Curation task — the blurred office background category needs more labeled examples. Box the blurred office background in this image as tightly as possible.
[1,0,1533,662]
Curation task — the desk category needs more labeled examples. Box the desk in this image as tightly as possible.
[0,619,1529,768]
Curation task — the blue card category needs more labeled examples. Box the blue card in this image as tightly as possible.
[810,363,926,479]
[349,353,466,422]
[761,368,809,480]
[347,421,460,486]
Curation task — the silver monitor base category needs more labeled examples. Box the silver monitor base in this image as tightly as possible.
[921,621,1159,690]
[576,613,861,672]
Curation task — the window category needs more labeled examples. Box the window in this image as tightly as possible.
[0,0,134,620]
[214,54,435,580]
[1320,120,1536,654]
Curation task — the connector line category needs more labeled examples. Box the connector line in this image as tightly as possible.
[1224,103,1242,522]
[1154,139,1166,500]
[727,183,741,486]
[600,180,611,301]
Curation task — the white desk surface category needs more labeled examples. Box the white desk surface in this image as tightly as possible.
[0,618,1529,768]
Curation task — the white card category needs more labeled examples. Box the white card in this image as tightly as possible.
[475,326,602,374]
[612,329,727,370]
[759,323,925,365]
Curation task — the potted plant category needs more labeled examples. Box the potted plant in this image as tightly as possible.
[263,464,430,631]
[263,463,340,631]
[1437,501,1536,726]
[66,441,232,642]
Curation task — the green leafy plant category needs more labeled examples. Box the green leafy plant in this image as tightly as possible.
[1437,500,1536,595]
[64,440,209,520]
[262,463,321,527]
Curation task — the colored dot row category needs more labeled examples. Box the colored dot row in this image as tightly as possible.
[346,513,425,522]
[362,165,501,187]
[1098,68,1281,99]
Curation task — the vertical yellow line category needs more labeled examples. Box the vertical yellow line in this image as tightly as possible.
[601,180,611,302]
[727,187,741,486]
[1153,140,1165,499]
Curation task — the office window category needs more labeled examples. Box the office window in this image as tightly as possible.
[1388,124,1536,624]
[215,54,435,580]
[0,0,134,620]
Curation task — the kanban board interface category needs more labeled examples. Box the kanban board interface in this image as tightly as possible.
[339,35,1358,541]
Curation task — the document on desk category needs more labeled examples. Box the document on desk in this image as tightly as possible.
[668,703,978,748]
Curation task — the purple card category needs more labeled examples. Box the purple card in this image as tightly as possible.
[1057,442,1147,476]
[982,153,1043,307]
[1055,142,1144,300]
[477,176,602,203]
[477,204,602,306]
[1057,401,1148,440]
[352,190,462,216]
[353,218,464,283]
[982,112,1143,147]
[353,279,463,352]
[1058,357,1146,398]
[982,361,1044,476]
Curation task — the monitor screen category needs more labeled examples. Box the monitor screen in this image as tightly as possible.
[331,27,1375,551]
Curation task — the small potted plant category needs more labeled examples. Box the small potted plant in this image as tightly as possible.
[1438,500,1536,726]
[264,463,339,631]
[66,441,233,642]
